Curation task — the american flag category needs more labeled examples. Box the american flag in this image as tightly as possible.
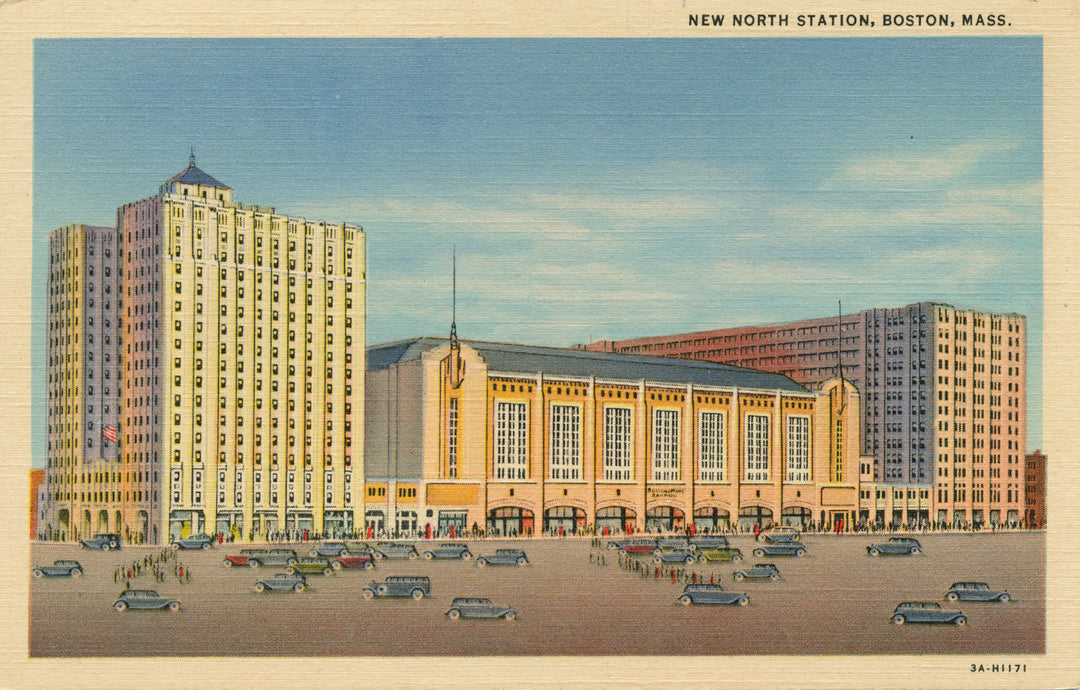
[102,424,118,443]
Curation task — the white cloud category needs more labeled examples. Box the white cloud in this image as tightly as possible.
[828,140,1018,186]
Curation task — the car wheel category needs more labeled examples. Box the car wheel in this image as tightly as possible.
[461,552,472,560]
[32,569,43,579]
[331,560,343,571]
[224,559,233,568]
[323,567,333,576]
[447,609,461,620]
[684,557,695,565]
[255,582,266,593]
[733,554,743,562]
[697,555,706,563]
[946,592,959,602]
[114,601,128,612]
[409,551,418,560]
[653,556,663,565]
[285,567,296,575]
[734,572,745,582]
[892,614,906,625]
[171,543,180,550]
[955,615,967,627]
[476,558,487,567]
[869,548,880,557]
[517,557,528,566]
[373,552,385,561]
[294,583,306,593]
[678,595,693,606]
[202,543,211,550]
[999,593,1011,603]
[795,549,805,557]
[364,561,375,570]
[910,547,921,555]
[737,596,749,607]
[376,584,389,596]
[249,560,260,569]
[362,589,375,600]
[753,549,764,557]
[411,589,425,600]
[168,601,181,612]
[71,569,83,578]
[769,573,779,581]
[503,611,517,621]
[653,548,662,556]
[287,558,297,566]
[424,552,434,560]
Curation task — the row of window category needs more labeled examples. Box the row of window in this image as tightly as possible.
[491,402,816,484]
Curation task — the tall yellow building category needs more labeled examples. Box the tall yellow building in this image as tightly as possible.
[366,337,863,536]
[42,156,366,544]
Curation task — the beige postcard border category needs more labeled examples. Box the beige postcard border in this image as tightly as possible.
[0,0,1077,688]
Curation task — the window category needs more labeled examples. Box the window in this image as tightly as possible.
[447,398,458,479]
[495,401,527,480]
[549,404,581,481]
[745,414,769,481]
[787,416,810,482]
[699,412,725,482]
[603,407,632,481]
[652,408,680,482]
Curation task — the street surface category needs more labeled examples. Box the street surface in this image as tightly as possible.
[30,532,1043,656]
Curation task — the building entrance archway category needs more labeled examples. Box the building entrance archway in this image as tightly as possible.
[487,507,534,537]
[595,507,636,535]
[738,506,773,531]
[645,506,684,533]
[693,507,730,533]
[544,506,585,535]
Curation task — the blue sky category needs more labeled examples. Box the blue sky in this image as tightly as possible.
[32,38,1043,463]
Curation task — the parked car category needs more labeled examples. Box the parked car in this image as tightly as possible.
[370,542,420,560]
[423,543,473,560]
[32,560,84,578]
[757,527,801,543]
[677,584,749,606]
[113,589,181,612]
[696,547,744,563]
[255,573,308,593]
[224,549,273,568]
[607,538,659,554]
[753,542,806,557]
[653,549,696,565]
[890,601,966,626]
[867,537,923,556]
[655,537,691,553]
[944,582,1011,603]
[476,549,529,566]
[285,557,335,576]
[78,533,120,551]
[732,563,781,582]
[331,552,376,570]
[361,576,432,600]
[445,597,517,621]
[689,535,729,550]
[172,534,215,550]
[310,541,350,558]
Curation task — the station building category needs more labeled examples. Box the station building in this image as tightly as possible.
[365,336,864,537]
[41,156,366,544]
[586,301,1027,528]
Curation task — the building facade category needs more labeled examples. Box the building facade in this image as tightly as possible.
[1024,450,1045,528]
[41,157,366,544]
[586,301,1027,528]
[366,337,863,537]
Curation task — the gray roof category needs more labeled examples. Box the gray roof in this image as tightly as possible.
[368,337,811,394]
[164,164,231,190]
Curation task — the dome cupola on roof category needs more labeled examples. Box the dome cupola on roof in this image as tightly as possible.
[159,149,233,202]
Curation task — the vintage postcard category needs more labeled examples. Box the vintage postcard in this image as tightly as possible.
[1,0,1077,688]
